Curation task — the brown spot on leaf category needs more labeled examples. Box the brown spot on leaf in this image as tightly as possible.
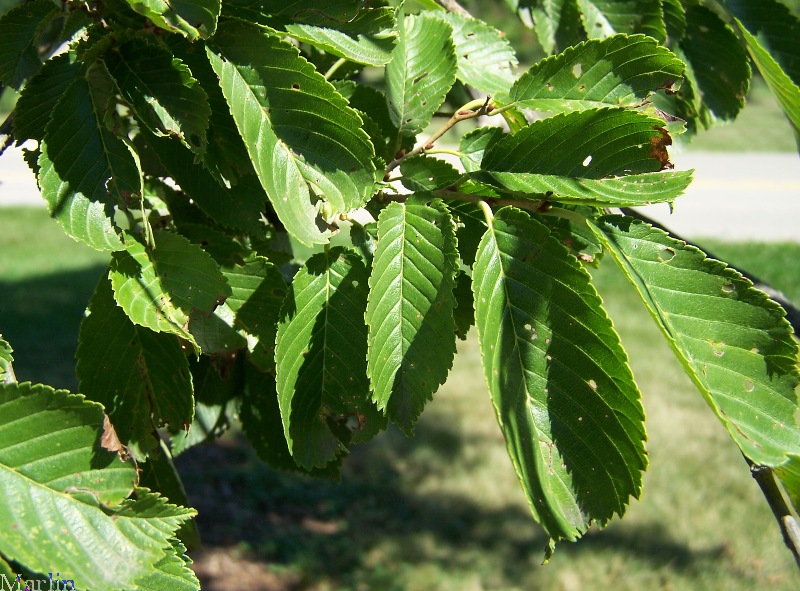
[100,414,131,461]
[648,127,674,170]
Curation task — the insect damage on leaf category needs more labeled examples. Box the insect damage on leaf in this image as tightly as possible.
[648,127,674,170]
[100,414,132,461]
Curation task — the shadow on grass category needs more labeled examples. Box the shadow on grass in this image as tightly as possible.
[0,265,106,390]
[176,421,728,591]
[0,264,732,590]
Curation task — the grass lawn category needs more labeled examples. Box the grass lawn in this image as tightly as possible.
[1,207,798,590]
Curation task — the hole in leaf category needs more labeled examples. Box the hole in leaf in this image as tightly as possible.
[572,63,583,77]
[545,82,553,92]
[658,247,676,262]
[744,379,755,392]
[292,83,300,90]
[711,341,725,357]
[587,379,597,391]
[722,283,735,294]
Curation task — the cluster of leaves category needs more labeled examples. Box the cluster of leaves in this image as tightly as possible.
[0,0,799,587]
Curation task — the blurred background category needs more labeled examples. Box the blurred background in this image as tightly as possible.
[1,2,800,590]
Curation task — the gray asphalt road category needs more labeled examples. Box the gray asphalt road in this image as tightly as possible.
[635,151,800,243]
[1,146,798,242]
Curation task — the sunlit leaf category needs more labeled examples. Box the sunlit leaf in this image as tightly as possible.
[207,21,379,246]
[276,248,384,469]
[38,68,141,252]
[435,11,518,95]
[591,215,800,467]
[109,231,231,348]
[366,200,459,433]
[123,0,220,39]
[0,383,194,590]
[102,38,210,153]
[77,275,194,455]
[472,207,646,543]
[504,34,684,113]
[386,13,457,151]
[475,108,692,206]
[577,0,665,43]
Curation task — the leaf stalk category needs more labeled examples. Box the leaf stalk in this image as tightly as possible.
[386,97,495,173]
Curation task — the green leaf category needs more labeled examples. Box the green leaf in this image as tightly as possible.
[0,334,12,383]
[336,80,402,161]
[241,363,341,477]
[724,3,800,140]
[662,0,686,41]
[123,0,220,39]
[540,206,605,266]
[226,0,398,67]
[0,0,58,89]
[38,68,142,252]
[435,11,518,95]
[577,0,665,43]
[207,21,379,247]
[109,230,231,348]
[77,274,194,455]
[135,538,200,591]
[169,37,254,187]
[472,207,646,543]
[0,383,194,590]
[386,13,457,150]
[723,0,800,87]
[446,198,488,268]
[276,248,384,469]
[475,109,691,206]
[453,271,474,340]
[774,455,800,516]
[282,5,398,67]
[479,170,691,206]
[504,34,684,113]
[680,5,750,124]
[102,38,210,153]
[590,215,800,467]
[12,52,81,144]
[225,255,287,371]
[139,441,200,551]
[458,126,505,173]
[143,133,266,234]
[528,0,586,55]
[366,200,459,433]
[399,155,462,192]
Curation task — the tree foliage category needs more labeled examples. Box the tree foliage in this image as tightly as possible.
[0,0,799,586]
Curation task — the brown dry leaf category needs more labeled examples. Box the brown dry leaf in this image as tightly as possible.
[100,414,132,461]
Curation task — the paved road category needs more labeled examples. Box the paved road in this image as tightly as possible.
[1,146,798,242]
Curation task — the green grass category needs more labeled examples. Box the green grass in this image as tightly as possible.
[1,207,798,590]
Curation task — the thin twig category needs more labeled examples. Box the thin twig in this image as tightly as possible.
[748,460,800,570]
[435,0,472,18]
[386,97,494,174]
